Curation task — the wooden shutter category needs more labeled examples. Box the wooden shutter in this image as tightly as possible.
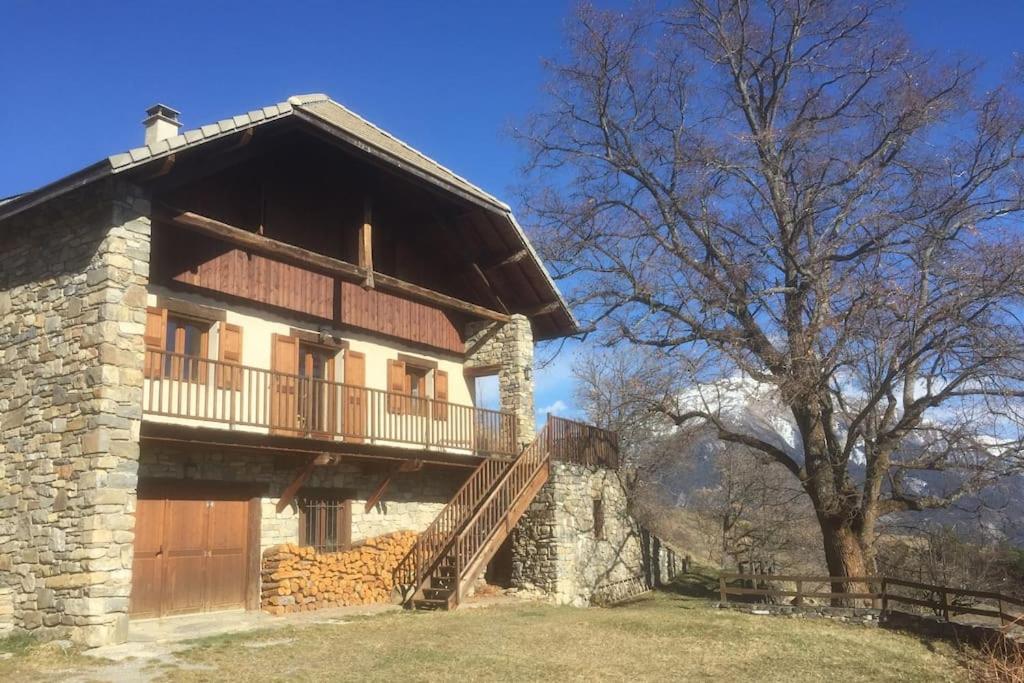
[433,370,448,421]
[270,334,300,434]
[387,359,406,414]
[217,323,243,390]
[143,307,168,378]
[343,351,366,442]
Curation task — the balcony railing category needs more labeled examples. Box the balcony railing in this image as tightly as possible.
[142,350,518,457]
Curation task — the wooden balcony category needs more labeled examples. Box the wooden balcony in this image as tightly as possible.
[141,350,518,459]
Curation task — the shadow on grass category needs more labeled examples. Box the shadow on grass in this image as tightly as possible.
[605,570,723,611]
[661,570,721,600]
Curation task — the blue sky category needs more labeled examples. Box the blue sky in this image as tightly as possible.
[2,1,1022,423]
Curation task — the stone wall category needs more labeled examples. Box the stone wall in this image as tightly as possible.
[511,462,646,606]
[465,314,535,447]
[137,444,467,548]
[0,180,151,646]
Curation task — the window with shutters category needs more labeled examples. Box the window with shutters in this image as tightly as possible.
[297,493,352,553]
[386,357,447,418]
[144,307,212,383]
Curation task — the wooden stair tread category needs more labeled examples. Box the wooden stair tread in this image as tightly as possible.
[400,426,554,612]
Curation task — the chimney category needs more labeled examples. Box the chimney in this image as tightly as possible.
[142,103,181,145]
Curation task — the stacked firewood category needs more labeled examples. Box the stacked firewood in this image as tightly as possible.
[261,530,417,614]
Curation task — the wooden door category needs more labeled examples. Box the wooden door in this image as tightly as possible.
[204,500,250,610]
[130,497,166,619]
[343,350,366,442]
[161,498,210,616]
[270,334,299,434]
[131,484,253,618]
[299,344,336,438]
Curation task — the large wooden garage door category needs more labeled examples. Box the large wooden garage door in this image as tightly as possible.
[132,482,259,619]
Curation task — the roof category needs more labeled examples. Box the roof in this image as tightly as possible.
[0,94,577,338]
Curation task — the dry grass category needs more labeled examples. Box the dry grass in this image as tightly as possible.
[970,640,1024,683]
[158,591,964,682]
[0,633,100,681]
[0,588,975,682]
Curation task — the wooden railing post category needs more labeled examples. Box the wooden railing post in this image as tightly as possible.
[426,398,434,450]
[719,576,727,604]
[881,577,888,613]
[794,580,803,606]
[454,542,462,608]
[939,587,950,622]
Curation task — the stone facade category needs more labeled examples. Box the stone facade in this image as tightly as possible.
[511,462,648,606]
[465,314,535,447]
[0,180,151,646]
[137,444,466,548]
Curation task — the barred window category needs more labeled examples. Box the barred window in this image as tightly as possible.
[297,493,352,553]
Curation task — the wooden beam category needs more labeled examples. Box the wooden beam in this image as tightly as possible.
[364,472,394,513]
[526,301,562,317]
[464,364,501,378]
[164,208,364,279]
[159,206,510,323]
[276,456,319,513]
[359,196,375,289]
[470,262,509,314]
[482,249,529,273]
[429,209,509,314]
[371,271,509,323]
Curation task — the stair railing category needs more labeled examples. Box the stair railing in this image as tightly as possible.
[393,456,509,591]
[450,423,552,603]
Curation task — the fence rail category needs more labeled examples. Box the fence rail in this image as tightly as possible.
[142,349,518,457]
[547,414,619,469]
[719,573,1024,631]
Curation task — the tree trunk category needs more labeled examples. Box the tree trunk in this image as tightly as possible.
[820,517,870,606]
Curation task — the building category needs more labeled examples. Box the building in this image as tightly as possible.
[0,95,669,646]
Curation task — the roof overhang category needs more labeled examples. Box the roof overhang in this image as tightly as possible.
[0,95,578,339]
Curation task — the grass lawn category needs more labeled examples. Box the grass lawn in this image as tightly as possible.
[0,584,969,682]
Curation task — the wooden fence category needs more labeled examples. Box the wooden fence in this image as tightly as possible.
[719,573,1024,632]
[547,414,619,469]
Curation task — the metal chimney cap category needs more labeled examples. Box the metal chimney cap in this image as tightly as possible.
[143,103,181,124]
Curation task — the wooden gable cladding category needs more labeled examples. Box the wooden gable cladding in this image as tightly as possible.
[155,226,466,354]
[170,248,334,320]
[339,281,463,354]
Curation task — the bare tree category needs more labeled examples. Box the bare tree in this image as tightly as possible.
[520,1,1024,593]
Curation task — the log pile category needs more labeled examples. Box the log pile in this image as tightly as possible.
[261,530,417,614]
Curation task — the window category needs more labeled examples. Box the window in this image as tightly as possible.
[297,493,352,553]
[386,356,448,418]
[406,364,428,398]
[142,311,212,382]
[164,316,210,381]
[593,496,605,540]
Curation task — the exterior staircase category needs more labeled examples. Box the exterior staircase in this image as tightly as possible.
[393,423,553,610]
